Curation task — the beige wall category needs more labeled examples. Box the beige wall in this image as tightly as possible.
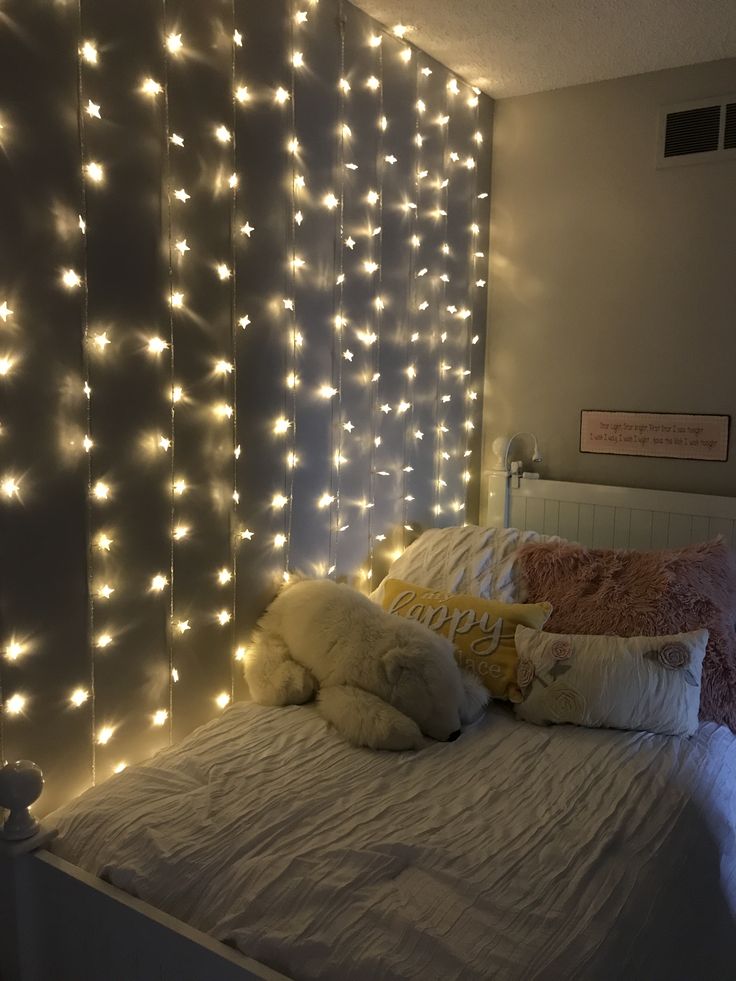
[482,58,736,512]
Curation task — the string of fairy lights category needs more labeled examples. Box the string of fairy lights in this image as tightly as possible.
[0,2,489,783]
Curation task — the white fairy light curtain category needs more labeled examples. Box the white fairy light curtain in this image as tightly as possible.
[0,0,491,813]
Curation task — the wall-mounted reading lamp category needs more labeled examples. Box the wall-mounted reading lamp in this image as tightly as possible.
[487,432,543,530]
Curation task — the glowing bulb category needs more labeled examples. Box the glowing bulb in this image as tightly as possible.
[215,692,231,709]
[393,23,410,37]
[97,725,114,745]
[319,384,338,398]
[141,78,163,97]
[216,263,231,280]
[172,479,187,496]
[400,47,411,63]
[175,239,190,255]
[170,133,184,147]
[474,131,483,144]
[272,493,288,509]
[323,192,338,209]
[113,762,127,774]
[98,584,114,599]
[275,86,290,104]
[233,30,243,46]
[241,529,254,541]
[366,76,380,91]
[150,574,167,592]
[274,533,286,548]
[1,476,20,498]
[287,136,300,154]
[292,51,304,67]
[96,533,112,551]
[166,32,183,53]
[93,481,109,500]
[290,256,305,270]
[174,188,190,202]
[171,384,183,402]
[274,417,290,434]
[448,78,460,95]
[147,337,168,354]
[363,261,378,274]
[85,100,101,119]
[62,269,82,289]
[239,315,251,328]
[173,525,189,540]
[217,568,232,586]
[366,189,379,205]
[152,709,168,726]
[379,115,388,131]
[170,292,185,309]
[81,40,98,64]
[318,492,334,508]
[368,33,382,47]
[93,332,110,351]
[6,641,24,661]
[215,125,231,143]
[468,94,479,107]
[235,85,250,105]
[5,694,26,716]
[217,610,231,626]
[70,688,89,707]
[96,633,112,648]
[176,619,190,633]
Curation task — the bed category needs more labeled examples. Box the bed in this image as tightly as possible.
[3,477,736,981]
[48,699,736,980]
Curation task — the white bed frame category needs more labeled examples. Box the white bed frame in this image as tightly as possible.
[3,475,736,981]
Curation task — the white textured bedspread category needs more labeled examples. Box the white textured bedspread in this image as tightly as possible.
[50,702,736,981]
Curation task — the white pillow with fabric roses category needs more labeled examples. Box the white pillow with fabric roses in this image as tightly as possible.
[513,625,708,737]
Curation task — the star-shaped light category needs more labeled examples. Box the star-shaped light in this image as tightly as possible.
[415,430,424,440]
[241,529,254,541]
[345,236,355,249]
[170,133,184,147]
[343,421,355,433]
[380,404,391,414]
[238,314,251,329]
[85,100,101,119]
[175,239,189,255]
[240,221,254,237]
[0,301,12,322]
[174,188,190,202]
[343,349,353,362]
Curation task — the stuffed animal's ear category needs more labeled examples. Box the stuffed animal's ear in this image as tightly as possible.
[382,647,412,685]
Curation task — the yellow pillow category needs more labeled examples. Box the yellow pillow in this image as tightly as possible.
[381,578,552,702]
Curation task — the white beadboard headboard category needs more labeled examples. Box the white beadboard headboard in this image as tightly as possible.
[500,478,736,550]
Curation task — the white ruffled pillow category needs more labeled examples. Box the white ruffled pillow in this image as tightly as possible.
[514,625,708,737]
[371,525,551,606]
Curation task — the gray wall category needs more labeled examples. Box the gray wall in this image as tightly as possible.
[482,58,736,511]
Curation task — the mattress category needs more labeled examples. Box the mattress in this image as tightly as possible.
[49,701,736,981]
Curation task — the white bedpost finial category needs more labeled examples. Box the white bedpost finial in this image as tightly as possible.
[0,760,44,841]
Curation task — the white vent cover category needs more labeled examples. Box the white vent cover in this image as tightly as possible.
[658,96,736,168]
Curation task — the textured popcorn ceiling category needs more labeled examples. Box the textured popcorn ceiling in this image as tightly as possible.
[352,0,736,97]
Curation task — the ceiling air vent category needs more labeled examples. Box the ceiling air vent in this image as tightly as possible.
[658,96,736,168]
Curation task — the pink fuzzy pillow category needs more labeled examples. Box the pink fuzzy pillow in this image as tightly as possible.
[517,538,736,732]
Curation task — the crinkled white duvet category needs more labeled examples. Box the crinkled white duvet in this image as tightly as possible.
[50,701,736,981]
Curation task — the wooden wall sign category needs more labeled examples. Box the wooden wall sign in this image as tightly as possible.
[580,410,730,462]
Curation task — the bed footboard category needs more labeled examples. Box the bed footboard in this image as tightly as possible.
[1,846,290,981]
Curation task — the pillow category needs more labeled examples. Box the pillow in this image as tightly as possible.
[518,538,736,733]
[371,524,551,607]
[514,625,708,736]
[380,578,552,701]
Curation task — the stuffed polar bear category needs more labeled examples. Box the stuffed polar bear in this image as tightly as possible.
[244,578,489,750]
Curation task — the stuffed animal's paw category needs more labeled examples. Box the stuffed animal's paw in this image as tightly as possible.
[245,636,315,706]
[317,685,424,751]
